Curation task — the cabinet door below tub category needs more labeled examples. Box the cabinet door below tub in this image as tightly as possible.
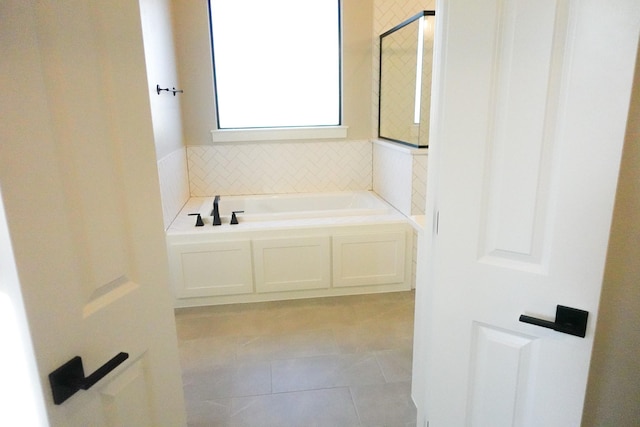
[253,236,331,293]
[332,231,407,287]
[168,240,253,298]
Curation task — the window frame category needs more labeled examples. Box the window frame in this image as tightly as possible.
[207,0,344,140]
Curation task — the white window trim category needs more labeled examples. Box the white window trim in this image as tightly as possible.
[210,125,348,143]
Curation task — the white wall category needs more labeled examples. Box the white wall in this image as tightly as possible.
[140,0,190,228]
[139,0,184,160]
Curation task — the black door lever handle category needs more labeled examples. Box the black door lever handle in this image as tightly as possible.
[519,305,588,338]
[49,352,129,404]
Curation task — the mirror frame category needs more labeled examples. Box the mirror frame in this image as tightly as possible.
[378,10,435,148]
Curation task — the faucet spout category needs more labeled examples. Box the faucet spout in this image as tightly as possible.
[211,195,221,226]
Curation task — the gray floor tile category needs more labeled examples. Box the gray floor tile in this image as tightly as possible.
[175,291,416,427]
[333,322,413,354]
[185,398,231,426]
[375,348,414,383]
[179,336,237,373]
[230,387,360,427]
[350,381,417,427]
[183,361,271,400]
[236,328,339,362]
[271,353,386,393]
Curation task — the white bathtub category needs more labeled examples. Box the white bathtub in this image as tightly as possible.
[166,191,412,307]
[168,191,401,231]
[208,191,394,223]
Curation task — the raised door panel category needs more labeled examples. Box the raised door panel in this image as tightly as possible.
[99,358,153,427]
[466,324,537,425]
[253,236,330,293]
[57,357,153,427]
[332,232,406,287]
[169,241,253,297]
[477,0,567,273]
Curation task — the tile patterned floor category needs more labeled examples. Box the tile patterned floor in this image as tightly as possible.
[175,291,416,427]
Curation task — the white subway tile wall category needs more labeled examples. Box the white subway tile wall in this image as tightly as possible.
[412,154,428,215]
[157,148,190,229]
[187,140,373,197]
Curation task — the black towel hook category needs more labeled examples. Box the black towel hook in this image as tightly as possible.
[156,84,183,96]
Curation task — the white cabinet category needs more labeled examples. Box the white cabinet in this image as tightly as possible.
[253,236,331,293]
[167,240,253,298]
[167,224,412,307]
[332,232,406,287]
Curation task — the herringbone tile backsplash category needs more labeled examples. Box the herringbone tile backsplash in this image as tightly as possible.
[187,140,373,196]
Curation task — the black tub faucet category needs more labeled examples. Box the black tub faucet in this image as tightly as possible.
[211,195,221,226]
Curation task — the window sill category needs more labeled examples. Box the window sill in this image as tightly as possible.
[210,126,348,143]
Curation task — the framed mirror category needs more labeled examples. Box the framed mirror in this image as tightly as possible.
[379,11,435,148]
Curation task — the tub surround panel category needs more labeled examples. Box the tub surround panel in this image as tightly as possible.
[373,140,427,217]
[373,143,413,215]
[187,140,373,196]
[372,140,427,291]
[253,237,332,293]
[167,193,412,307]
[410,175,425,287]
[170,240,253,298]
[411,230,419,290]
[332,232,406,287]
[157,147,190,229]
[168,222,412,308]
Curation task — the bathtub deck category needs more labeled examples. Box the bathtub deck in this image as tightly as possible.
[167,195,409,235]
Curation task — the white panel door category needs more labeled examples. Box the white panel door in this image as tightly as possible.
[417,0,640,426]
[1,1,186,426]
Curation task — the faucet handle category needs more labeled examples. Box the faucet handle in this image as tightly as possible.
[231,211,244,225]
[188,213,204,227]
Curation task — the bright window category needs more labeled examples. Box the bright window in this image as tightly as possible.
[208,0,341,129]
